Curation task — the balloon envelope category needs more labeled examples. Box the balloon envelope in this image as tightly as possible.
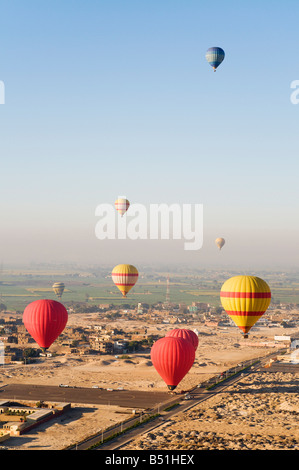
[220,275,271,337]
[151,336,195,390]
[115,198,130,216]
[23,299,68,349]
[166,328,199,350]
[52,282,65,299]
[112,264,139,297]
[215,237,225,250]
[206,47,225,71]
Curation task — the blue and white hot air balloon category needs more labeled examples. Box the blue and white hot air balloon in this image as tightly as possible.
[205,47,225,71]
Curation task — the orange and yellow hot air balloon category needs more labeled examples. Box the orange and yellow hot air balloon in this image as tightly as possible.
[215,237,225,250]
[220,275,271,338]
[112,264,139,297]
[115,198,130,216]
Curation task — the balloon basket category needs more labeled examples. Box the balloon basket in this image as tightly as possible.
[167,385,176,391]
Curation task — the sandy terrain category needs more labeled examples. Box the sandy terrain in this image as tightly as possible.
[123,369,299,451]
[0,314,297,450]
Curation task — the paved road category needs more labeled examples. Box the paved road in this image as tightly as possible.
[0,384,170,409]
[96,376,248,451]
[94,352,296,451]
[81,365,258,451]
[0,350,292,450]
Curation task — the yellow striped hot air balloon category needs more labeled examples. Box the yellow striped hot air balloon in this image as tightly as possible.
[112,264,139,297]
[115,198,130,216]
[52,282,65,299]
[220,275,271,338]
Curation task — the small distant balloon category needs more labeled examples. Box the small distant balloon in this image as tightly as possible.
[112,264,139,297]
[115,198,130,216]
[52,282,65,299]
[215,238,225,250]
[206,47,225,71]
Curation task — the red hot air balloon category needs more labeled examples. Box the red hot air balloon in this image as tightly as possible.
[166,328,199,350]
[151,336,195,391]
[23,299,68,350]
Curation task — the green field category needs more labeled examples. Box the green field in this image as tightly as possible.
[0,267,299,312]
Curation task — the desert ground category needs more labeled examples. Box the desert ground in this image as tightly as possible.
[0,313,298,450]
[123,367,299,451]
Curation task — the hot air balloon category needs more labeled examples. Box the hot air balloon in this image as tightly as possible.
[215,237,225,250]
[206,47,225,71]
[115,198,130,216]
[112,264,138,297]
[52,282,65,299]
[220,275,271,338]
[151,336,195,391]
[23,299,68,350]
[166,328,199,350]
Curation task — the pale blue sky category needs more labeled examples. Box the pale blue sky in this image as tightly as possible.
[0,1,298,268]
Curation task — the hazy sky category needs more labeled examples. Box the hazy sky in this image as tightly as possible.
[0,1,298,269]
